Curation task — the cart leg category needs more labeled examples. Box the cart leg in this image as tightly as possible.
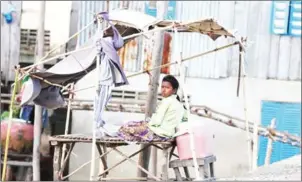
[53,143,63,181]
[161,145,170,181]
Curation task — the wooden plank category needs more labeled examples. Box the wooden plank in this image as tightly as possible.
[288,38,301,80]
[169,156,216,168]
[0,160,32,167]
[277,36,292,80]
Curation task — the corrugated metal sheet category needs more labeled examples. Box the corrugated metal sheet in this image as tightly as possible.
[258,101,301,166]
[231,1,301,81]
[76,1,301,81]
[170,1,233,78]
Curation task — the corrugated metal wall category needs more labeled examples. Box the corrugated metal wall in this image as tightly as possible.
[76,1,301,81]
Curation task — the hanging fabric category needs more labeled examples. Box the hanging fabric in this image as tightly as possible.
[2,3,16,24]
[93,12,129,134]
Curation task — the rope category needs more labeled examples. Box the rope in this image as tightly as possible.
[1,69,20,181]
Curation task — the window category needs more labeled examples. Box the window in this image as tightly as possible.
[271,1,301,36]
[144,1,176,20]
[288,1,302,36]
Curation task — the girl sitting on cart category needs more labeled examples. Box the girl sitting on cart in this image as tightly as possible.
[118,75,185,142]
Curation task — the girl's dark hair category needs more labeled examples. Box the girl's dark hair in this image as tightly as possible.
[162,75,187,109]
[162,75,180,102]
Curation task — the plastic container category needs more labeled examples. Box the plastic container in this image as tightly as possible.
[1,118,34,154]
[175,122,214,160]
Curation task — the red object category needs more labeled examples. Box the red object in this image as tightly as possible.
[1,119,34,154]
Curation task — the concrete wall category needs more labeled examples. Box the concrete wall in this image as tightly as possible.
[21,1,72,53]
[69,70,301,180]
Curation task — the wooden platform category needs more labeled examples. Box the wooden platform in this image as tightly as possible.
[50,134,177,181]
[49,134,175,146]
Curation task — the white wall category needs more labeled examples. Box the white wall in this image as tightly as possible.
[21,1,72,51]
[69,70,301,180]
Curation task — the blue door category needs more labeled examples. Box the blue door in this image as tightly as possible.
[258,100,301,166]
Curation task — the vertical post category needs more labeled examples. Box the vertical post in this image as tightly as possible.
[252,117,259,170]
[33,1,46,181]
[138,1,168,178]
[61,83,75,167]
[90,16,102,181]
[264,118,276,166]
[174,26,201,180]
[240,47,252,172]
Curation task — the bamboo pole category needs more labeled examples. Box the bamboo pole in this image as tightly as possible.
[1,69,19,181]
[138,1,168,178]
[174,26,201,180]
[191,106,301,147]
[89,16,102,181]
[265,118,276,166]
[239,48,253,172]
[62,148,114,180]
[72,42,239,93]
[60,83,75,167]
[33,2,46,180]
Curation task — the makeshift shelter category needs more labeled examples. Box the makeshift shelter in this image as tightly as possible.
[2,9,300,181]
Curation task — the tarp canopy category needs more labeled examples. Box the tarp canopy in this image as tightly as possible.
[29,9,237,87]
[105,9,235,41]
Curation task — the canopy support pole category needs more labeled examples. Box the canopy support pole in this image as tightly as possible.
[239,46,253,172]
[60,83,75,167]
[89,16,102,181]
[173,26,201,180]
[1,69,19,181]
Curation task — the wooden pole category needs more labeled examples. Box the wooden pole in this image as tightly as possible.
[1,69,19,181]
[191,106,301,147]
[32,1,46,181]
[137,1,168,178]
[174,26,201,180]
[239,49,253,172]
[60,84,74,167]
[265,118,276,166]
[89,16,102,181]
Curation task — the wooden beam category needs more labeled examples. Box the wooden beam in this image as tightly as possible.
[32,1,46,181]
[0,160,32,167]
[265,118,276,166]
[137,1,168,178]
